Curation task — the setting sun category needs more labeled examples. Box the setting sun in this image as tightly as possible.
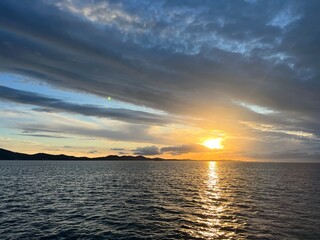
[203,138,224,150]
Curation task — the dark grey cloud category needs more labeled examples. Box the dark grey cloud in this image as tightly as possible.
[133,144,208,156]
[87,150,98,154]
[0,85,169,125]
[133,146,160,156]
[161,144,207,155]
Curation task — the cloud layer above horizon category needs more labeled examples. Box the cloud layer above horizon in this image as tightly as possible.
[0,0,320,160]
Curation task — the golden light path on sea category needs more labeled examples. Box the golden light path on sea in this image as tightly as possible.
[185,162,239,239]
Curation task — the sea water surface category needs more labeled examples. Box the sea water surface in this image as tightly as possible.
[0,161,319,240]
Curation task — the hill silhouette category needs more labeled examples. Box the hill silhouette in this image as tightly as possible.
[0,148,167,161]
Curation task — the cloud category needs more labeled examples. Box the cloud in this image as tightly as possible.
[87,150,98,154]
[248,150,320,161]
[0,106,167,144]
[161,144,207,155]
[18,133,67,139]
[18,122,160,143]
[0,85,170,125]
[110,148,125,151]
[241,122,317,139]
[118,151,128,155]
[133,146,160,156]
[132,144,208,156]
[268,7,301,29]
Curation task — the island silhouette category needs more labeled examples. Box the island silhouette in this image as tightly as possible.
[0,148,172,161]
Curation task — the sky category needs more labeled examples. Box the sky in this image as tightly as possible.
[0,0,320,161]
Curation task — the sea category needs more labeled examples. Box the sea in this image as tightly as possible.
[0,160,319,240]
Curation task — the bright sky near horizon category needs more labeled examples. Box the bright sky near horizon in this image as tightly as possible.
[0,0,320,161]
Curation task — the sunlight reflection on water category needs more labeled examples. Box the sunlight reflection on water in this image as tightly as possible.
[206,161,225,239]
[188,161,238,239]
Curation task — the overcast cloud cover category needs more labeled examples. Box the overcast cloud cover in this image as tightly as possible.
[0,0,320,160]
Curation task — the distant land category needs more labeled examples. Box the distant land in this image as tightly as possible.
[0,148,176,161]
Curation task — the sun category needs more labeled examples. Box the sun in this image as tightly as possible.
[203,138,224,150]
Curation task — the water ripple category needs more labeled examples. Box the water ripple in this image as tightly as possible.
[0,161,319,239]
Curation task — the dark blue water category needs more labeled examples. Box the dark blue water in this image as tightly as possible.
[0,161,319,240]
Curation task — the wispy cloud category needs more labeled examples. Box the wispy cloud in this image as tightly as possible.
[0,85,170,125]
[18,133,68,139]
